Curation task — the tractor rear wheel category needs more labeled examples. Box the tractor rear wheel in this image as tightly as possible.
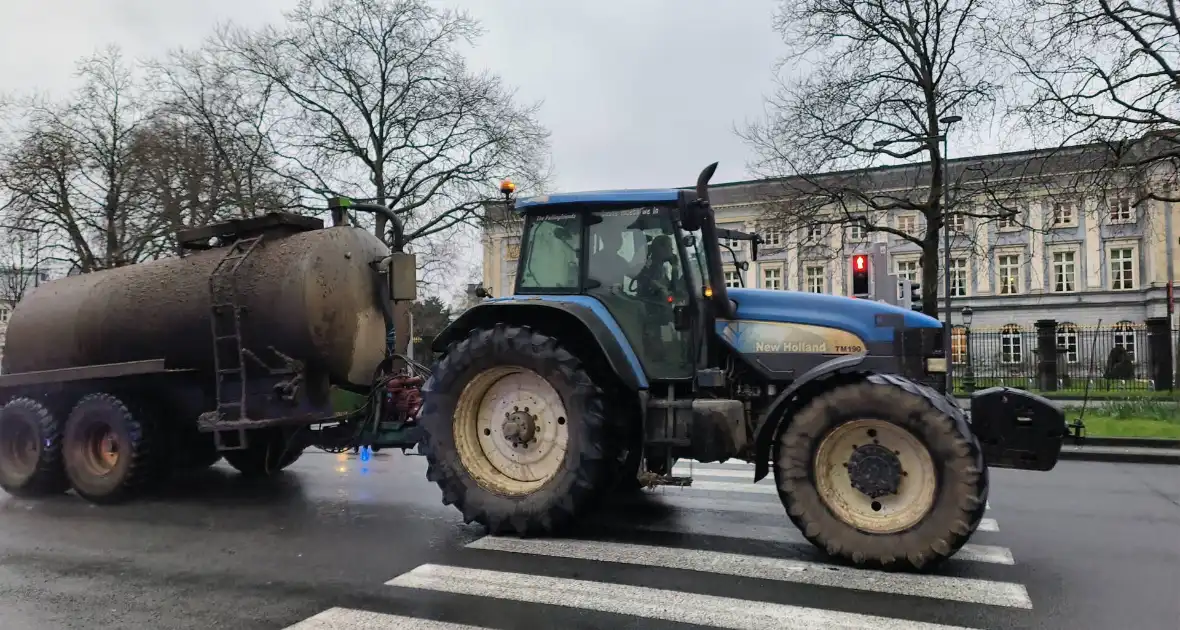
[417,324,615,535]
[0,398,70,498]
[773,374,989,571]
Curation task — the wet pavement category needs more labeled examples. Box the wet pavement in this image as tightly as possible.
[0,451,1177,629]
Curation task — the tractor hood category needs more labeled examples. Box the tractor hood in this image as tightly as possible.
[720,287,942,345]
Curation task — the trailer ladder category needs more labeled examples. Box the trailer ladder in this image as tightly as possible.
[207,235,264,425]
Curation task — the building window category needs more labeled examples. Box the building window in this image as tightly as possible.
[1056,322,1079,364]
[895,259,919,282]
[724,270,742,288]
[1107,197,1133,223]
[1109,247,1135,290]
[998,204,1023,230]
[0,305,9,323]
[1052,201,1076,226]
[948,213,967,233]
[997,254,1020,295]
[897,214,920,237]
[762,267,782,290]
[951,326,967,365]
[762,230,783,247]
[805,265,825,293]
[1052,250,1076,292]
[949,258,969,297]
[1000,324,1023,364]
[1113,321,1137,363]
[847,225,866,242]
[505,241,520,261]
[806,225,823,241]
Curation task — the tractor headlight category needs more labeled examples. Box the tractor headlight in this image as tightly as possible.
[926,357,948,373]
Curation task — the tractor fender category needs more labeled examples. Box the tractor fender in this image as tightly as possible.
[431,299,649,391]
[751,353,867,482]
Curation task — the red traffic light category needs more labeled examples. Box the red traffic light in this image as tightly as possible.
[853,254,867,272]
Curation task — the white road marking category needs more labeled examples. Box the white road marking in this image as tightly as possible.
[283,608,489,629]
[388,564,983,630]
[627,520,1015,565]
[622,493,998,528]
[465,536,1032,609]
[673,465,991,509]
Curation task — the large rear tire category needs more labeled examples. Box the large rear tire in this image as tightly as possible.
[417,324,615,535]
[0,398,70,498]
[773,374,989,571]
[63,393,156,505]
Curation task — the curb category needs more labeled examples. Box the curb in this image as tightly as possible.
[1058,445,1180,465]
[1076,436,1180,449]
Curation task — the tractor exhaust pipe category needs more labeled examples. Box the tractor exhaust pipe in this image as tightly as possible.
[694,162,737,320]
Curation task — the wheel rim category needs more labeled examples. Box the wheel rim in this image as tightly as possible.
[452,366,570,496]
[813,419,937,534]
[72,422,121,477]
[0,416,39,480]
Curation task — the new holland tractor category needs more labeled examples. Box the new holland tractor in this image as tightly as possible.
[416,163,1066,571]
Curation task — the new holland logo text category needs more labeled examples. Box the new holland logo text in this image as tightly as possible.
[755,341,829,353]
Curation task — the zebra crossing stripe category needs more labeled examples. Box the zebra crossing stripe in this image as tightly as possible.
[388,564,982,630]
[626,520,1015,565]
[283,607,490,629]
[617,493,999,530]
[465,536,1032,609]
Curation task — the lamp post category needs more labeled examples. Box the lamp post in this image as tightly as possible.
[874,115,962,392]
[961,305,976,393]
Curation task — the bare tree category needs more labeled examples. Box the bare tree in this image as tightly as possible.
[1004,0,1180,202]
[209,0,551,252]
[738,0,1037,315]
[0,221,44,304]
[0,46,159,271]
[145,44,298,230]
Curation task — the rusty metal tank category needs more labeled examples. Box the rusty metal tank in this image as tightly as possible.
[1,219,391,389]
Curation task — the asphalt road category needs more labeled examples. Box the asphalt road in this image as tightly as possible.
[0,451,1177,630]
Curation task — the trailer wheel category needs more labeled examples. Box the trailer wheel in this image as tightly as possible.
[417,324,615,535]
[773,374,989,571]
[63,393,155,504]
[223,430,304,476]
[0,398,70,498]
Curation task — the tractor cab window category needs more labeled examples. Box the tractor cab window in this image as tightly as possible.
[586,206,693,380]
[518,214,581,291]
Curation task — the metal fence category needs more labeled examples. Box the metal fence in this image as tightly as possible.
[950,324,1176,393]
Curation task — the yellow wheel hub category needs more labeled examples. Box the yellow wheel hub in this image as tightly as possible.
[813,419,937,534]
[452,366,570,496]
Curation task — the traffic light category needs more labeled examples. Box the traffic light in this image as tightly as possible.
[851,254,870,298]
[908,281,923,311]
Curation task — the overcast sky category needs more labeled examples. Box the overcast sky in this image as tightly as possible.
[0,0,787,193]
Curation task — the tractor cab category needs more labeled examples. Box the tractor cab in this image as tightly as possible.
[502,164,755,386]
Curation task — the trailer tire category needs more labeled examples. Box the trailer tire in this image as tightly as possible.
[418,324,615,535]
[223,430,304,476]
[63,393,155,505]
[773,374,989,571]
[0,398,70,498]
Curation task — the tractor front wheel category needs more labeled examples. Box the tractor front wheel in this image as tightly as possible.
[417,324,615,535]
[774,374,989,571]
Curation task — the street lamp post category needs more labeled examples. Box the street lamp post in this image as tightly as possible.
[873,115,962,392]
[961,305,976,393]
[940,115,962,393]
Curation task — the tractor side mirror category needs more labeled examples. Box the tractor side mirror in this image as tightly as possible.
[673,304,692,331]
[388,252,417,302]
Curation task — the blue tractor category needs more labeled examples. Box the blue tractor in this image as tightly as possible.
[415,163,1065,570]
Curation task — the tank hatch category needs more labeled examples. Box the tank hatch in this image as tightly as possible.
[178,212,325,251]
